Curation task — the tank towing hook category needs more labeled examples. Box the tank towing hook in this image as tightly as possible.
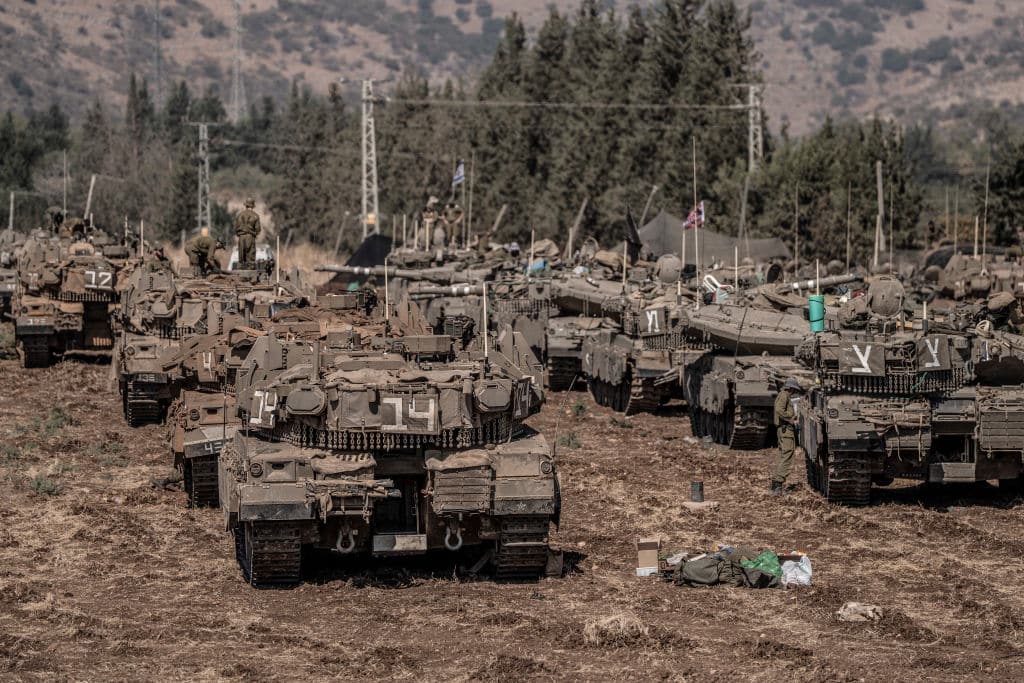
[335,528,357,553]
[444,518,464,551]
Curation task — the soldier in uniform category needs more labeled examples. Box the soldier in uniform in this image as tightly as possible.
[442,200,465,246]
[771,378,804,496]
[45,207,65,236]
[234,197,262,268]
[186,233,225,274]
[422,196,440,247]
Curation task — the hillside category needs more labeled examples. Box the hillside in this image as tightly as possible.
[0,0,1021,133]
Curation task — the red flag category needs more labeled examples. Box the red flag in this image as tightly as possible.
[682,201,705,230]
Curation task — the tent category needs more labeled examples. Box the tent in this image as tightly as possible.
[639,210,791,265]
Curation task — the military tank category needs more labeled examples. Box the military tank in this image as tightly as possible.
[0,226,25,318]
[169,291,383,508]
[796,276,1024,505]
[682,273,861,449]
[13,231,119,367]
[550,267,696,414]
[115,261,181,426]
[219,316,559,587]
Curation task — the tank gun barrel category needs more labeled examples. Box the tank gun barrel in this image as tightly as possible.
[771,273,862,294]
[316,264,460,283]
[409,283,485,298]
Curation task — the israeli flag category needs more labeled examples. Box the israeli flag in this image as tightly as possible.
[452,159,465,186]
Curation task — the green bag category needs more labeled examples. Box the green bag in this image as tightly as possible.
[741,551,782,579]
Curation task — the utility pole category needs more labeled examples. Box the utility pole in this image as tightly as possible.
[230,0,247,123]
[874,160,883,269]
[153,0,163,109]
[196,123,211,234]
[62,150,68,215]
[747,85,763,173]
[359,79,381,240]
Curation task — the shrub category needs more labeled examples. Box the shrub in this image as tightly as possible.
[557,432,582,449]
[30,475,60,496]
[881,48,910,72]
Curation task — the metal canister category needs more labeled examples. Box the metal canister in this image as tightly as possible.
[690,481,705,503]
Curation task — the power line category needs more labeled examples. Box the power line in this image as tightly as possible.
[385,97,749,112]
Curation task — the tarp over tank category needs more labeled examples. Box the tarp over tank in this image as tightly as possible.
[639,210,792,265]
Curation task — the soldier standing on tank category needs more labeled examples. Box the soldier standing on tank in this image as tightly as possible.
[771,378,804,496]
[186,232,225,275]
[443,200,465,247]
[44,207,65,236]
[422,196,440,247]
[235,197,262,268]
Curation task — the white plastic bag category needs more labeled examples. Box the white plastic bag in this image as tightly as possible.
[781,555,812,586]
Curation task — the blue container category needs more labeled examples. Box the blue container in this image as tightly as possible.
[808,295,825,332]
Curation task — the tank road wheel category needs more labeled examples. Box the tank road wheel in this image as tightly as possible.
[236,521,303,588]
[183,455,220,508]
[19,337,51,369]
[494,516,550,581]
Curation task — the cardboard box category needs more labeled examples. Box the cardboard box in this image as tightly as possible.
[636,537,661,577]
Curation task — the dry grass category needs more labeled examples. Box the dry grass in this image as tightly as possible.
[0,344,1021,679]
[582,613,649,647]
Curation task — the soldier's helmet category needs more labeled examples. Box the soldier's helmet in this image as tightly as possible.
[783,378,803,392]
[827,259,844,276]
[427,196,439,207]
[866,275,905,317]
[245,197,256,209]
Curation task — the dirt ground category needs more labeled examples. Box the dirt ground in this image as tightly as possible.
[1,339,1023,681]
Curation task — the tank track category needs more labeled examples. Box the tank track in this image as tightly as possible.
[183,454,219,508]
[235,521,303,588]
[494,516,550,581]
[625,374,662,415]
[806,450,871,506]
[125,388,164,428]
[546,357,579,392]
[19,337,51,368]
[728,407,770,450]
[588,377,629,412]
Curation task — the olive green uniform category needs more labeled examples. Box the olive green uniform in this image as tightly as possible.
[234,208,261,266]
[772,388,797,484]
[423,206,439,245]
[186,235,221,273]
[443,204,465,245]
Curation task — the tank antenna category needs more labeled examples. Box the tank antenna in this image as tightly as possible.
[384,255,390,325]
[482,280,489,360]
[621,241,627,292]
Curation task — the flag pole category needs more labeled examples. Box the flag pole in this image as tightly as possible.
[692,136,699,308]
